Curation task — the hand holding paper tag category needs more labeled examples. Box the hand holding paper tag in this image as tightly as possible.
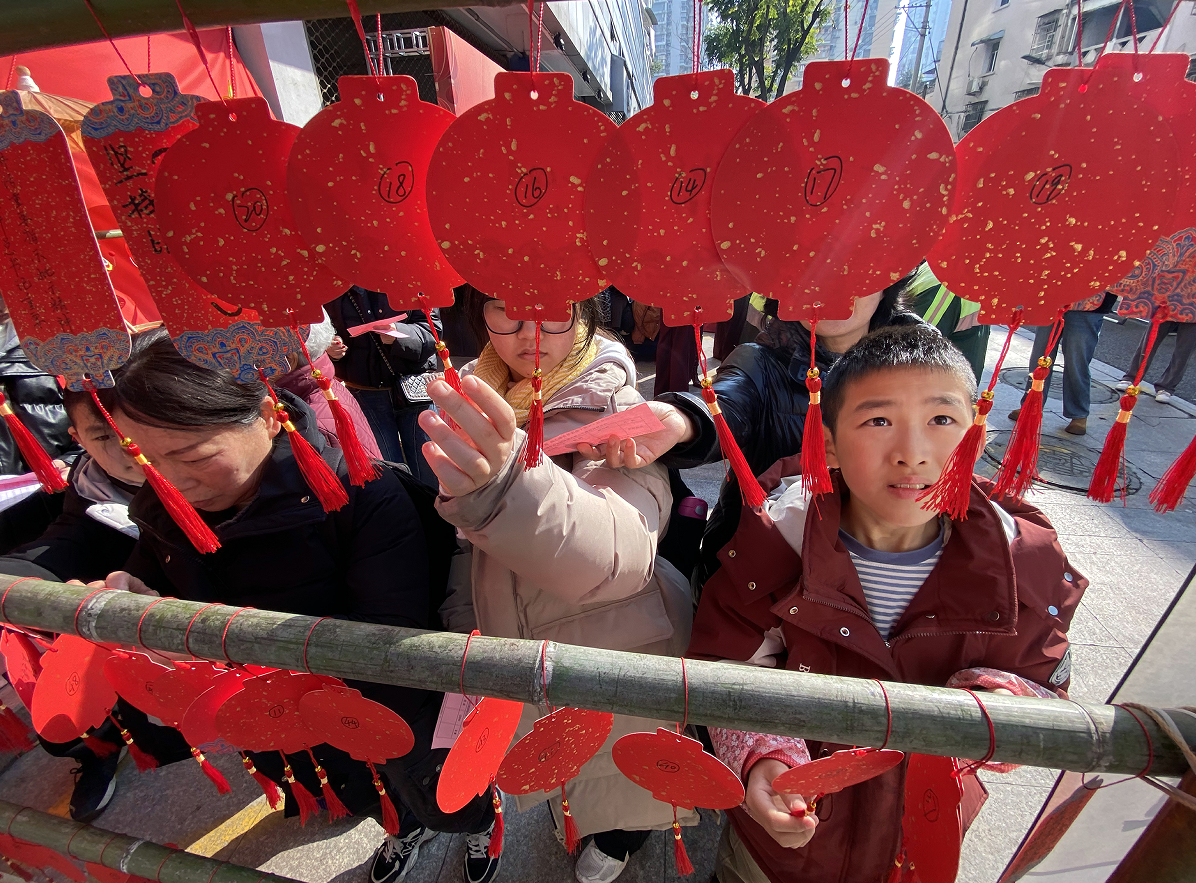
[543,403,666,457]
[569,401,695,468]
[347,314,409,337]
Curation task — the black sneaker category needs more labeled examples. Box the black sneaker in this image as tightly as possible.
[370,827,437,883]
[463,821,501,883]
[69,750,121,822]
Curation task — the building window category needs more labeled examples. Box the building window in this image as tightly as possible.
[962,100,988,133]
[1013,86,1041,100]
[1188,56,1196,82]
[994,0,1009,8]
[983,39,1001,74]
[1029,11,1062,58]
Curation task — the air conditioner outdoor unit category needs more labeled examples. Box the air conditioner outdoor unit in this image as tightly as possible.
[966,77,986,95]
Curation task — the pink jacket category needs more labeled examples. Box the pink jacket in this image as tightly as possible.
[274,354,382,460]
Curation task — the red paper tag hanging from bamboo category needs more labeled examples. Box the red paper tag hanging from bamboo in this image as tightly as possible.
[31,635,115,743]
[215,670,323,753]
[437,696,524,813]
[102,650,174,721]
[710,59,956,321]
[289,76,462,310]
[82,74,302,382]
[898,754,964,883]
[179,665,261,748]
[0,92,132,390]
[586,70,762,326]
[155,97,348,327]
[927,59,1181,325]
[613,727,744,809]
[771,747,904,806]
[298,681,415,761]
[426,72,615,320]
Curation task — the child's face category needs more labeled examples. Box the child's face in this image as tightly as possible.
[824,367,974,529]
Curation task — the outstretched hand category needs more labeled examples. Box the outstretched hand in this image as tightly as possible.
[574,401,695,469]
[744,758,819,849]
[419,375,517,497]
[65,572,159,596]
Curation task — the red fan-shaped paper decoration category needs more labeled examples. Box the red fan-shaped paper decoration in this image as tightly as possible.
[215,670,322,753]
[427,72,615,319]
[155,97,347,327]
[289,76,462,309]
[711,59,956,321]
[612,727,744,810]
[772,747,904,800]
[81,74,302,382]
[495,706,613,795]
[149,660,226,727]
[0,92,131,389]
[298,681,415,762]
[179,666,261,748]
[437,696,524,813]
[928,60,1180,325]
[585,71,762,326]
[102,651,173,720]
[0,629,41,711]
[31,636,114,743]
[901,754,964,883]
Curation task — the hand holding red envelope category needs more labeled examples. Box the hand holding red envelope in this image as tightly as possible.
[772,747,905,813]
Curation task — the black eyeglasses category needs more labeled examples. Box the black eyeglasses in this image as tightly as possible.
[483,300,577,335]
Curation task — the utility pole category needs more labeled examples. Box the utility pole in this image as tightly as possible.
[909,0,933,97]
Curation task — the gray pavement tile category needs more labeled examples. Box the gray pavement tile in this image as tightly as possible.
[229,813,377,883]
[1066,603,1123,649]
[1140,539,1196,572]
[1065,643,1135,704]
[979,763,1061,789]
[1102,504,1196,541]
[959,781,1052,883]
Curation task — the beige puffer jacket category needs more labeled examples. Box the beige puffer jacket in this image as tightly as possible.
[437,336,696,838]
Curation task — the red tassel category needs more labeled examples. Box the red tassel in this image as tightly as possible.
[316,373,379,487]
[1150,430,1196,513]
[0,703,34,752]
[242,753,282,810]
[1088,389,1138,503]
[109,715,156,771]
[369,762,401,835]
[701,380,766,508]
[0,394,66,493]
[308,749,351,821]
[918,392,993,519]
[192,747,230,794]
[282,755,321,826]
[436,343,466,397]
[522,369,545,470]
[275,404,348,513]
[800,369,832,497]
[992,357,1049,500]
[671,811,694,876]
[83,733,119,759]
[488,784,504,859]
[560,785,580,854]
[885,851,907,883]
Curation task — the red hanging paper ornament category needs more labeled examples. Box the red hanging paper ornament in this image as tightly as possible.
[305,746,351,820]
[298,681,415,762]
[1,628,42,711]
[180,665,263,748]
[771,747,905,814]
[31,635,115,743]
[437,697,524,814]
[711,58,956,320]
[215,670,323,753]
[280,753,322,826]
[0,701,34,754]
[261,377,348,513]
[288,75,462,310]
[895,754,964,883]
[145,658,232,793]
[81,73,304,383]
[495,706,614,854]
[102,650,174,721]
[155,97,347,328]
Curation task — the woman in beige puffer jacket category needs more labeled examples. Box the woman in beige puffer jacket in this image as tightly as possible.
[420,295,695,880]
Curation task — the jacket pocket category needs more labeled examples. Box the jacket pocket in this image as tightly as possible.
[529,583,675,652]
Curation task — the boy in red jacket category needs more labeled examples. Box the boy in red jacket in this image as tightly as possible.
[688,324,1086,883]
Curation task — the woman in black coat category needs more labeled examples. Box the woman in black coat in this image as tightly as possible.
[97,337,493,883]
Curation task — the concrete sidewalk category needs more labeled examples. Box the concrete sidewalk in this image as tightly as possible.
[1,326,1192,883]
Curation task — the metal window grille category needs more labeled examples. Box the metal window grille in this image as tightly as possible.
[1013,86,1041,100]
[1030,11,1062,58]
[304,15,441,107]
[962,100,988,133]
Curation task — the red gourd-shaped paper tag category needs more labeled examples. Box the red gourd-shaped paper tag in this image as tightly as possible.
[149,659,226,727]
[612,727,744,810]
[102,651,174,721]
[180,666,263,748]
[82,74,302,382]
[0,629,42,710]
[928,60,1180,324]
[771,747,905,798]
[298,680,415,761]
[901,754,964,883]
[31,635,115,743]
[710,59,956,320]
[586,71,762,326]
[494,706,613,795]
[427,72,615,319]
[289,76,462,309]
[0,91,131,389]
[437,696,524,813]
[215,670,322,753]
[155,97,347,327]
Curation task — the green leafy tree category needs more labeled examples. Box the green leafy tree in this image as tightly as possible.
[704,0,829,100]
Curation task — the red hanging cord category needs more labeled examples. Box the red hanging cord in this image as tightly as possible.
[1149,0,1182,51]
[377,14,384,72]
[146,35,152,74]
[345,0,383,82]
[873,680,893,750]
[850,0,871,63]
[301,616,330,673]
[226,26,236,98]
[82,0,144,84]
[527,1,546,72]
[136,597,169,649]
[954,689,997,777]
[844,0,850,60]
[173,0,229,103]
[1095,0,1130,64]
[1076,0,1085,63]
[220,607,254,664]
[5,58,16,91]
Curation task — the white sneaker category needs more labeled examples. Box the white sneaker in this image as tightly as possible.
[1156,390,1173,403]
[1115,379,1132,391]
[574,842,628,883]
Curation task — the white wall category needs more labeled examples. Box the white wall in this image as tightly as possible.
[233,21,323,125]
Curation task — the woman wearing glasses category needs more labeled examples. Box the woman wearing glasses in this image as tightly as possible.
[421,291,694,883]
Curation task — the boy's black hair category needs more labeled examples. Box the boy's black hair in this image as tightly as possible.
[61,327,171,427]
[821,324,978,432]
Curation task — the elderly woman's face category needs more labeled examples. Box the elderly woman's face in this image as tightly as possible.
[113,397,279,512]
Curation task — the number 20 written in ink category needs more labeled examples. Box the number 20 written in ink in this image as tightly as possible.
[515,168,549,207]
[232,187,269,232]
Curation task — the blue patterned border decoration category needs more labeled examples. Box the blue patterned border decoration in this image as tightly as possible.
[1114,228,1196,324]
[0,92,62,150]
[81,73,202,139]
[172,321,309,383]
[22,328,133,391]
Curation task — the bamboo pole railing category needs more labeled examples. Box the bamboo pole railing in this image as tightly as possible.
[0,800,299,883]
[1,575,1192,778]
